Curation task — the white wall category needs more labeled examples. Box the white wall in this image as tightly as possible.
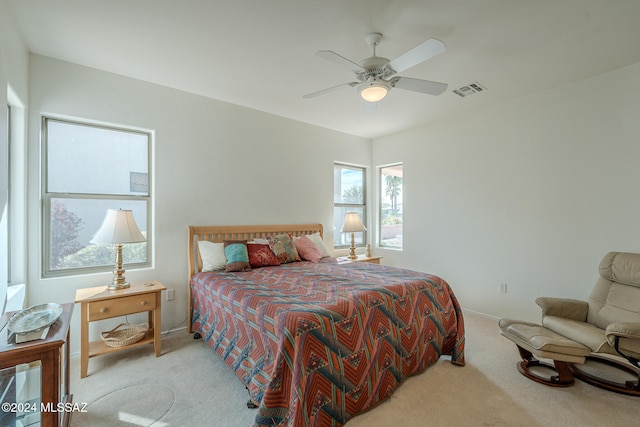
[373,61,640,322]
[27,55,371,352]
[22,44,640,350]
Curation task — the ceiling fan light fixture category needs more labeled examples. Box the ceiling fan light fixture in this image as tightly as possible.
[306,34,448,102]
[359,80,390,102]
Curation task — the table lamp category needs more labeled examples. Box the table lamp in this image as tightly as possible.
[91,209,146,290]
[340,212,367,260]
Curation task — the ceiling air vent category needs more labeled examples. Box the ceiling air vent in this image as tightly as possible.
[453,82,486,98]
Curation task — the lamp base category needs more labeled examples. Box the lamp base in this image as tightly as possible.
[347,233,358,259]
[107,243,130,291]
[107,281,130,291]
[348,233,358,259]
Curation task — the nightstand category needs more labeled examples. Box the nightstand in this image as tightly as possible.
[337,255,383,264]
[74,280,165,378]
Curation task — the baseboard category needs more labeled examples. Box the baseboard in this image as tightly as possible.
[161,325,189,335]
[462,308,500,321]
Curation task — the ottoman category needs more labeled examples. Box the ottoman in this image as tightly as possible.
[499,318,591,386]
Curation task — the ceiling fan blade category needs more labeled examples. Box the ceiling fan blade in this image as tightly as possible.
[316,50,366,73]
[392,77,448,96]
[303,82,359,99]
[386,38,446,74]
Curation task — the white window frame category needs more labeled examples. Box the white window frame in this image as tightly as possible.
[1,104,10,312]
[333,162,367,249]
[41,117,152,278]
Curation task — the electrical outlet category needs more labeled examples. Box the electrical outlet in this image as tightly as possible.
[499,282,508,294]
[166,289,175,301]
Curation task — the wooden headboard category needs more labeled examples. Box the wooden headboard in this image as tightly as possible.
[187,223,324,332]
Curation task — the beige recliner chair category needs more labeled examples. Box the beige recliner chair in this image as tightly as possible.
[500,251,640,395]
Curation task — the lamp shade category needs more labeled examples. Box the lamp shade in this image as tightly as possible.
[91,209,146,244]
[340,212,367,233]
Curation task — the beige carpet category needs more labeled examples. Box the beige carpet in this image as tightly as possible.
[69,312,640,426]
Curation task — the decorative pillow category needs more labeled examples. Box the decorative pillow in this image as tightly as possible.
[268,233,300,264]
[198,241,226,271]
[223,240,251,272]
[247,243,281,268]
[305,232,331,258]
[294,234,323,263]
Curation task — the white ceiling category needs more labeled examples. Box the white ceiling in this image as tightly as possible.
[7,0,640,139]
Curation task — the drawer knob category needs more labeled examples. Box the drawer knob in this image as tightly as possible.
[100,307,107,313]
[140,301,147,306]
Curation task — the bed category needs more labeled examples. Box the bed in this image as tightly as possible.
[188,224,465,427]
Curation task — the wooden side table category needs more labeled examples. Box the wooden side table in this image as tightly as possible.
[338,255,383,264]
[0,303,73,427]
[74,280,165,378]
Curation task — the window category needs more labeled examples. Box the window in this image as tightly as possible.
[379,163,403,249]
[1,105,9,311]
[42,118,151,277]
[334,163,366,248]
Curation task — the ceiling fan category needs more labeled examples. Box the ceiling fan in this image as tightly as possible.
[303,33,448,103]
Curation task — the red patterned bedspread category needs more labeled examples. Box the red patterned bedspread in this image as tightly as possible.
[191,259,465,427]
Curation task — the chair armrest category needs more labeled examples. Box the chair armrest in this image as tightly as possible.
[606,323,640,364]
[606,322,640,343]
[535,297,588,321]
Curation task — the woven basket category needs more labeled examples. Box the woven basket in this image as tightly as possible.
[101,322,148,348]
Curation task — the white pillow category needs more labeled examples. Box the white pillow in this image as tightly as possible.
[198,241,226,271]
[305,232,331,258]
[251,238,269,245]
